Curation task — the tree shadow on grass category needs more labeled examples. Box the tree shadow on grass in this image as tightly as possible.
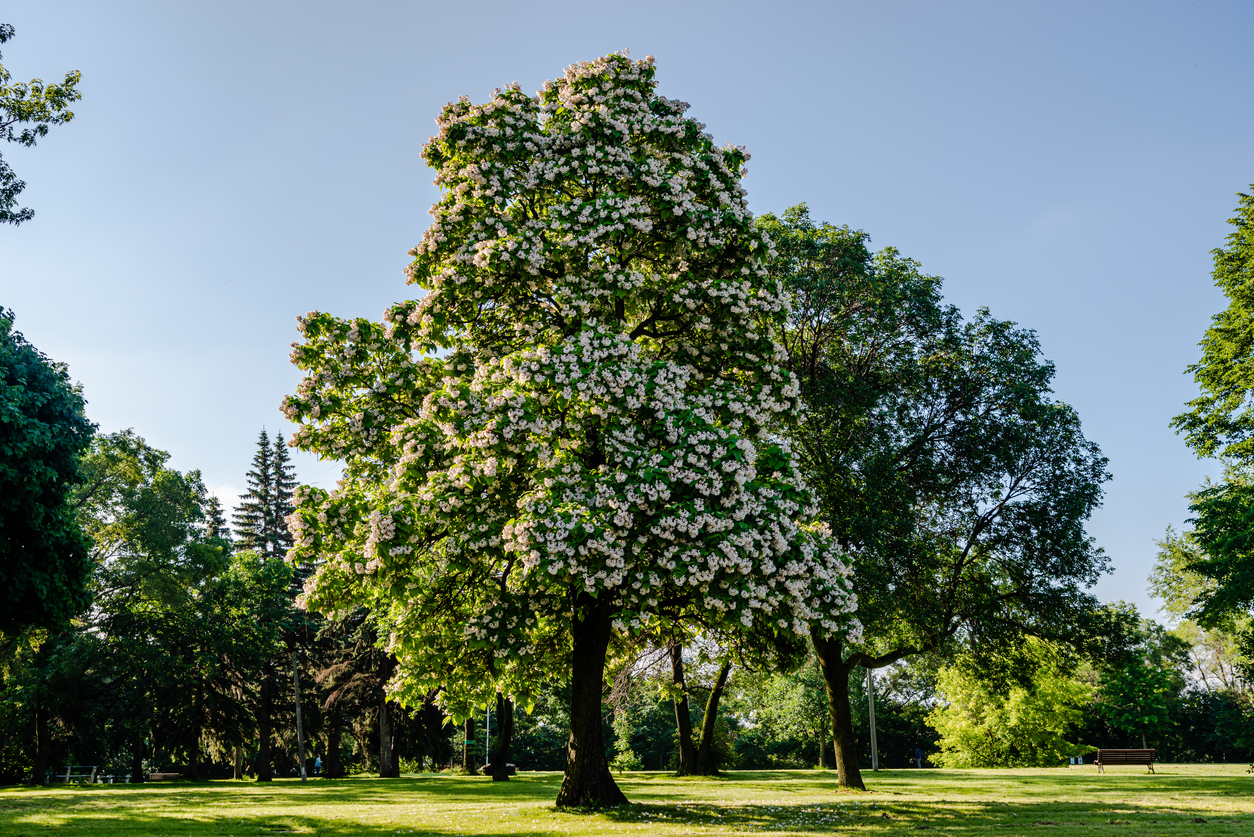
[3,772,1251,836]
[0,774,566,812]
[0,806,559,837]
[598,797,1251,835]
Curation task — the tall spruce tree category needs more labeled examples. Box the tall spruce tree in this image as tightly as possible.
[232,430,297,557]
[204,495,231,545]
[270,435,296,558]
[232,430,273,554]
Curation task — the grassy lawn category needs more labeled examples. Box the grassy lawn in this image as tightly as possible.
[1,765,1251,836]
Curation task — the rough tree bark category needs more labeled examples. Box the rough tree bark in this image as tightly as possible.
[487,692,515,781]
[462,716,476,774]
[31,701,50,785]
[555,593,628,807]
[693,659,732,776]
[188,733,200,780]
[325,725,342,778]
[129,730,144,785]
[668,639,696,776]
[812,630,864,790]
[379,697,399,778]
[378,653,400,777]
[257,662,274,782]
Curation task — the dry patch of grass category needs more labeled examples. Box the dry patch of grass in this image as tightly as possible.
[0,764,1250,836]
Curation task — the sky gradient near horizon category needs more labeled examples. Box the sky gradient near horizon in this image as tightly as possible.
[4,0,1253,618]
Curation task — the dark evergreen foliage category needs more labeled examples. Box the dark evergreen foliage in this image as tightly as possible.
[232,430,273,554]
[203,495,231,546]
[232,430,296,558]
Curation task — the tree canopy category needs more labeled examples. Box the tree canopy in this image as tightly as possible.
[761,205,1110,788]
[0,308,94,634]
[1169,188,1254,640]
[284,52,858,806]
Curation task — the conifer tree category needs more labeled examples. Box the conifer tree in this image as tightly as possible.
[233,430,274,554]
[271,435,297,557]
[232,429,299,557]
[204,495,231,545]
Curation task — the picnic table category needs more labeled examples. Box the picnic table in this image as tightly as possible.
[46,765,134,784]
[1094,749,1156,773]
[47,765,98,784]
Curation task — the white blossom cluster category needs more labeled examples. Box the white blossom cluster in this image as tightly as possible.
[282,53,860,707]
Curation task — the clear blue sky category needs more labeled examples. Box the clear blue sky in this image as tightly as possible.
[5,0,1252,617]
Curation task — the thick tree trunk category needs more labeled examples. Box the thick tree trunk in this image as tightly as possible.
[555,593,628,807]
[693,660,732,776]
[326,726,342,778]
[812,629,865,790]
[462,716,476,774]
[31,701,51,785]
[129,730,145,784]
[189,683,204,780]
[257,663,274,782]
[668,639,696,776]
[379,696,399,778]
[487,692,515,781]
[233,746,243,780]
[188,732,200,780]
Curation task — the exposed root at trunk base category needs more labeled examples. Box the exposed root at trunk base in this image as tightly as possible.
[554,773,629,809]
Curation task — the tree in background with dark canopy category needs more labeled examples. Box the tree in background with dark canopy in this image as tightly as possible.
[762,205,1111,789]
[0,308,94,635]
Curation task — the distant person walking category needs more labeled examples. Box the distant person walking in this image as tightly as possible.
[314,755,322,776]
[916,748,923,769]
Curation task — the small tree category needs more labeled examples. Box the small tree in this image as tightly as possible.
[204,495,232,546]
[928,641,1091,768]
[285,53,858,806]
[1089,603,1188,751]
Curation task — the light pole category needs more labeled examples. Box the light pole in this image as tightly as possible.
[867,667,879,772]
[293,650,307,782]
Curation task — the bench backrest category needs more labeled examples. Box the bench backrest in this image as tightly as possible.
[1095,749,1155,763]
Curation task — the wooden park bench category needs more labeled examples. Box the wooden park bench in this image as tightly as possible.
[147,772,181,782]
[1095,749,1156,773]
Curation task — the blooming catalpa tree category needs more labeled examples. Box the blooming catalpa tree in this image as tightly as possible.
[283,52,859,806]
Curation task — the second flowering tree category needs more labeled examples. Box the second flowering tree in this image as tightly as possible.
[283,52,858,806]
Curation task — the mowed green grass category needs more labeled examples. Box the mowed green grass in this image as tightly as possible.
[1,764,1251,836]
